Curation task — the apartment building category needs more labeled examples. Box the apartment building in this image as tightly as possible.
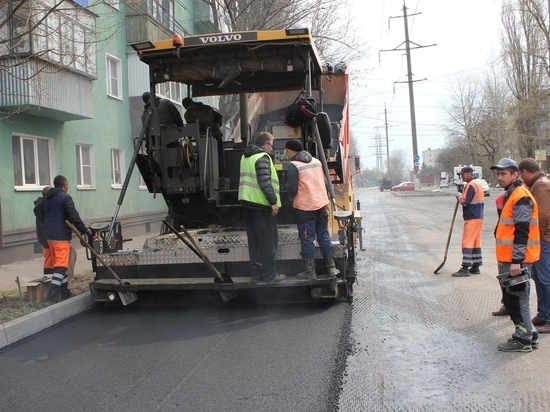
[0,0,214,264]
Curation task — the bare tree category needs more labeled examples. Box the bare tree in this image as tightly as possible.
[203,0,361,66]
[501,0,548,158]
[443,60,515,177]
[444,74,484,164]
[476,67,515,167]
[387,149,409,183]
[200,0,362,139]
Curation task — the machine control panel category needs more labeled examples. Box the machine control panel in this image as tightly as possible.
[270,123,300,171]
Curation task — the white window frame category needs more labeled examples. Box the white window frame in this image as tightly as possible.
[137,141,148,190]
[104,0,119,10]
[156,82,180,103]
[10,4,31,55]
[147,0,174,31]
[139,174,148,191]
[35,3,97,77]
[111,148,125,188]
[12,134,54,191]
[76,144,96,189]
[106,53,122,100]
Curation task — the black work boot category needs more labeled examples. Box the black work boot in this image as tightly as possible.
[61,283,71,300]
[297,257,316,280]
[452,268,470,277]
[44,284,61,306]
[323,253,340,277]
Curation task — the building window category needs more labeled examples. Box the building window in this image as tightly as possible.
[12,135,52,189]
[156,82,180,103]
[148,0,174,31]
[139,174,148,190]
[22,1,97,77]
[104,0,118,9]
[111,149,125,187]
[106,54,122,99]
[9,2,31,54]
[76,144,95,188]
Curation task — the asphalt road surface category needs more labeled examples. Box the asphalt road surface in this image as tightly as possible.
[0,293,350,412]
[339,187,550,411]
[3,187,550,412]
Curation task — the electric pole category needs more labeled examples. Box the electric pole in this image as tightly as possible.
[379,1,436,176]
[384,105,390,173]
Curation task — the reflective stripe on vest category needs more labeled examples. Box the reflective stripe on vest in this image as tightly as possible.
[495,185,540,263]
[238,152,281,207]
[290,157,329,211]
[464,179,484,204]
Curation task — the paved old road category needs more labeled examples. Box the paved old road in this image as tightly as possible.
[0,292,349,412]
[2,187,550,412]
[339,188,550,411]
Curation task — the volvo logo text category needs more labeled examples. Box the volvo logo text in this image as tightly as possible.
[199,34,243,44]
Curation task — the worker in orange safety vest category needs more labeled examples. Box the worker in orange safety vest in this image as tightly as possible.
[492,157,540,353]
[285,139,339,280]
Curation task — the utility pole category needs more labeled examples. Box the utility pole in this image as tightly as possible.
[402,4,419,174]
[384,105,390,173]
[374,127,383,172]
[379,1,436,176]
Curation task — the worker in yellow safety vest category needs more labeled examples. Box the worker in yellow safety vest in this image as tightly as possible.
[238,131,285,283]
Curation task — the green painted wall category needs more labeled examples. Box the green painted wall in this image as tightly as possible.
[0,1,178,234]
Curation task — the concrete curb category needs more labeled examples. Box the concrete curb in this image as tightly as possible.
[0,292,95,350]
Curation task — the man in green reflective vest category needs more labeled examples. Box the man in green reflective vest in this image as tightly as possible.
[238,132,286,283]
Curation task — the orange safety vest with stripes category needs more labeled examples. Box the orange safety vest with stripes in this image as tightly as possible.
[459,178,484,219]
[290,157,329,211]
[495,184,540,263]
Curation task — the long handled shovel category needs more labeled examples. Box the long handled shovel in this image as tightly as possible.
[162,220,238,302]
[434,199,459,274]
[65,221,138,305]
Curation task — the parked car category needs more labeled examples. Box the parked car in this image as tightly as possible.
[439,179,449,188]
[391,181,415,191]
[478,179,490,197]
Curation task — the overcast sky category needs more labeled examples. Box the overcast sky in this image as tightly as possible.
[348,0,503,171]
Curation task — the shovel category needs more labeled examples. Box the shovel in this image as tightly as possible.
[162,220,238,302]
[65,221,138,305]
[434,199,459,274]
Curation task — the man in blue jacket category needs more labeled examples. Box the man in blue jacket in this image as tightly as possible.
[34,175,90,305]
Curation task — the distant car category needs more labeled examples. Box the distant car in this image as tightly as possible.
[391,181,415,192]
[379,178,392,192]
[478,179,490,197]
[439,179,449,188]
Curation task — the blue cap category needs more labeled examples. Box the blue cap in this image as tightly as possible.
[490,158,518,171]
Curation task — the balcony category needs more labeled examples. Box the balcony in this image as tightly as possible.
[126,14,175,45]
[0,58,94,121]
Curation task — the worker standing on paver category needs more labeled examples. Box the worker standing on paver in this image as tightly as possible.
[492,158,540,352]
[284,139,339,279]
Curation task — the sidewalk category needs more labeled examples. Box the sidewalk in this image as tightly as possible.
[0,234,153,292]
